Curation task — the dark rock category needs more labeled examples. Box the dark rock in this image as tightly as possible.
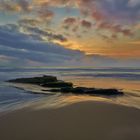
[8,75,57,85]
[60,87,123,96]
[72,87,95,94]
[7,75,124,96]
[60,87,73,93]
[42,81,73,88]
[91,89,123,96]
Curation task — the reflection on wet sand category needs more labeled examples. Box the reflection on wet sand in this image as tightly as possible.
[9,76,140,109]
[64,76,140,92]
[30,95,110,110]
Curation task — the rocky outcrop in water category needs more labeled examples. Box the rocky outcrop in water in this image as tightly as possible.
[7,75,123,96]
[49,87,123,96]
[41,81,73,88]
[8,75,57,84]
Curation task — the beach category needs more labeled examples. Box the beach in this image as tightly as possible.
[0,98,140,140]
[0,1,140,139]
[0,68,140,140]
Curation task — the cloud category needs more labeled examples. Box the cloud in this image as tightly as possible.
[33,0,75,7]
[0,24,85,67]
[77,0,136,37]
[0,0,139,38]
[0,24,139,68]
[0,0,31,12]
[36,3,54,21]
[18,18,41,27]
[81,20,92,28]
[0,1,139,62]
[128,0,140,7]
[62,17,92,31]
[98,22,133,37]
[128,40,140,45]
[86,54,140,67]
[63,17,77,26]
[62,15,132,38]
[17,0,32,11]
[22,26,68,42]
[1,0,140,24]
[38,9,54,20]
[90,0,140,23]
[62,17,79,31]
[0,55,16,61]
[46,0,138,37]
[0,1,21,12]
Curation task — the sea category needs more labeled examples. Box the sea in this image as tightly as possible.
[0,67,140,112]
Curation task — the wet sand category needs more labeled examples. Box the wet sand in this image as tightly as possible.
[0,100,140,140]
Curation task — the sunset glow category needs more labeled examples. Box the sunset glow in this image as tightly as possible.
[0,0,140,67]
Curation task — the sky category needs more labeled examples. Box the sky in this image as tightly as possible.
[0,0,140,67]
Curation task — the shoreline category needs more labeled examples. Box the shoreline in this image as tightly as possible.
[1,93,140,114]
[0,98,140,140]
[4,75,140,110]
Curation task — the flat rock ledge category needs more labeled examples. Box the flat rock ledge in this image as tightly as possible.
[7,75,123,96]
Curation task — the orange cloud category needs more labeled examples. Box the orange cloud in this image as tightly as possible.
[63,17,77,25]
[38,8,54,21]
[0,0,32,12]
[0,2,21,12]
[128,41,140,45]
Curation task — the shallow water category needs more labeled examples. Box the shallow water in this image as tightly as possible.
[0,67,140,111]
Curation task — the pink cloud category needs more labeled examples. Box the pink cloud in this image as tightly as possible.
[98,22,133,37]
